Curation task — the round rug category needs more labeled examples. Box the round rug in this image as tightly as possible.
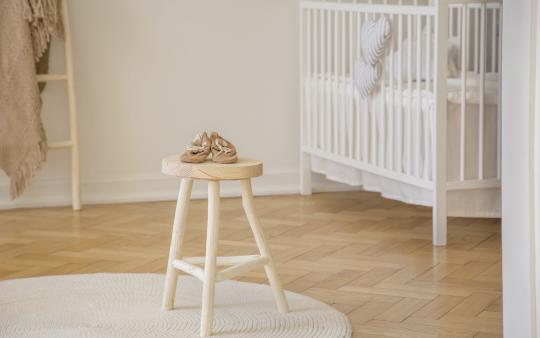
[0,273,352,338]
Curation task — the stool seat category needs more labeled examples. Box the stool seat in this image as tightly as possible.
[162,155,263,180]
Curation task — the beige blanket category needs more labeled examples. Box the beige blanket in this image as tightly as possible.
[0,0,63,199]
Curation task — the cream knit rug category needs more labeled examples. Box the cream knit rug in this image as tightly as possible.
[0,273,352,338]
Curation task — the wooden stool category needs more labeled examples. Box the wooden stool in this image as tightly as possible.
[161,155,289,337]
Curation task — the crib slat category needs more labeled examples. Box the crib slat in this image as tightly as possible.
[369,6,376,167]
[497,7,502,179]
[474,8,479,73]
[459,5,468,181]
[321,9,327,152]
[320,9,325,151]
[319,9,325,151]
[314,10,320,150]
[306,10,312,148]
[449,7,454,38]
[370,96,376,165]
[362,29,369,162]
[388,14,395,171]
[336,8,341,156]
[334,9,339,154]
[457,6,462,50]
[317,9,326,150]
[415,15,422,178]
[380,19,387,169]
[341,9,347,157]
[424,15,432,180]
[364,5,371,164]
[356,11,362,161]
[407,14,413,176]
[397,13,403,174]
[298,8,309,148]
[491,9,496,73]
[364,99,370,164]
[478,3,486,180]
[326,9,332,152]
[348,10,354,159]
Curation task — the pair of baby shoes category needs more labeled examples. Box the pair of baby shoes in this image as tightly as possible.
[180,132,237,164]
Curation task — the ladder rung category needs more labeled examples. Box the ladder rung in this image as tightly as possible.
[48,141,72,149]
[36,74,68,82]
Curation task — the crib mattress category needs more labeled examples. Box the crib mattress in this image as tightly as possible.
[304,73,501,217]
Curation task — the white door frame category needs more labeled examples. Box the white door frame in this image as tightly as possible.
[502,0,539,336]
[534,0,540,330]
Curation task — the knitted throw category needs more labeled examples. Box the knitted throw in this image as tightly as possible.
[0,0,63,199]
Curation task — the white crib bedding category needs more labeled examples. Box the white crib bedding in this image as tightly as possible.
[312,157,500,218]
[306,72,500,104]
[305,73,501,217]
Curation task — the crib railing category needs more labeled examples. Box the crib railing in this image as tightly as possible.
[300,0,502,189]
[449,4,501,74]
[447,2,502,184]
[301,1,438,189]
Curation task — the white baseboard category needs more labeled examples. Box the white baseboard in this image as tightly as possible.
[0,170,501,219]
[0,169,355,210]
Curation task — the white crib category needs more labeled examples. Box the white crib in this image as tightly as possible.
[299,0,502,245]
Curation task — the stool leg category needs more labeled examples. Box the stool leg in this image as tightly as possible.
[162,178,193,311]
[201,180,221,337]
[240,179,289,314]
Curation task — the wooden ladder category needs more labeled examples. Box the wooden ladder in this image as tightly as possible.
[37,0,81,210]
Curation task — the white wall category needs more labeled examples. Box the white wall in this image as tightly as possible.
[0,0,346,208]
[502,0,538,336]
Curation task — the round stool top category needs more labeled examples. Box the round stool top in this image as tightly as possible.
[162,155,263,180]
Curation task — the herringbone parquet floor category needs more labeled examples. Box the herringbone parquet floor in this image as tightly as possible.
[0,190,501,338]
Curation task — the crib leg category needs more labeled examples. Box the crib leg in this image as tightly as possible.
[432,190,447,246]
[300,152,312,196]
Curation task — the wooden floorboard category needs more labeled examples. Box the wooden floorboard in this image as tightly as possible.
[0,190,502,337]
